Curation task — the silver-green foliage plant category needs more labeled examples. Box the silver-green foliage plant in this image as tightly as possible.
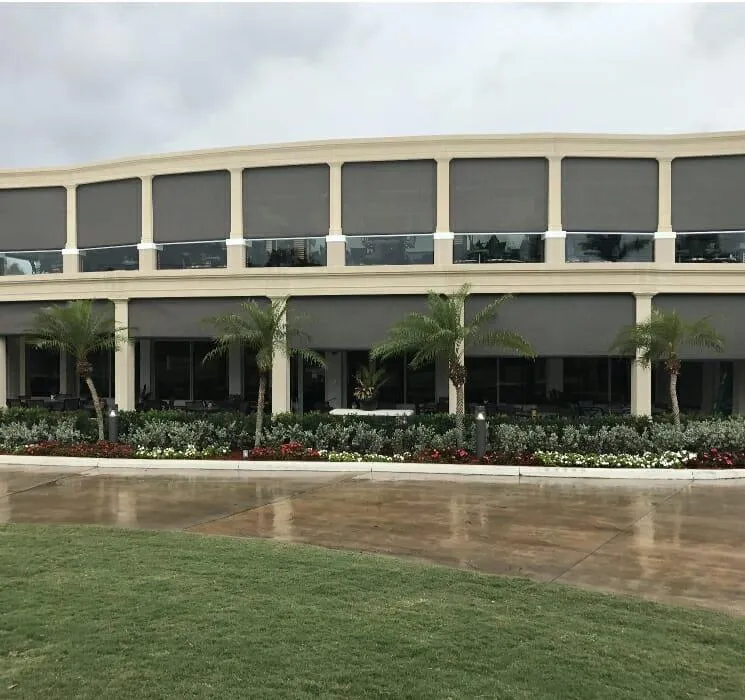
[313,422,385,455]
[0,418,83,451]
[124,420,229,451]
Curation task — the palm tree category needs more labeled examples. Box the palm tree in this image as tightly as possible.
[27,300,126,441]
[370,284,535,441]
[203,298,324,447]
[611,308,725,428]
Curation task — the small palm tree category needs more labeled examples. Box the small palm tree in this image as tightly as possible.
[204,298,324,447]
[353,360,388,408]
[27,300,126,441]
[611,308,725,428]
[370,284,535,441]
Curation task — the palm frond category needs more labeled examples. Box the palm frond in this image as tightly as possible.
[202,297,323,374]
[611,308,726,366]
[26,300,122,362]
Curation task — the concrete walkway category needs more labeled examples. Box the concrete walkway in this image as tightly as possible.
[1,466,744,616]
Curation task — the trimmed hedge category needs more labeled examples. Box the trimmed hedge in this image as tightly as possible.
[1,408,744,456]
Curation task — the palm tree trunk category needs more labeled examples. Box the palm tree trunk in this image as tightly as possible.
[84,376,105,441]
[254,373,267,448]
[448,358,468,447]
[669,370,681,429]
[455,383,465,447]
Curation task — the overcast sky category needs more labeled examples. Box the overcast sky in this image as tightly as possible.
[1,2,744,168]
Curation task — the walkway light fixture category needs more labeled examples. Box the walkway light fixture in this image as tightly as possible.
[474,404,487,459]
[108,404,119,443]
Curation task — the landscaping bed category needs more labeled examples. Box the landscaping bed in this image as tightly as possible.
[1,408,745,469]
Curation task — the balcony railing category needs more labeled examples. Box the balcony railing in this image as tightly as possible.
[566,233,654,263]
[246,237,326,267]
[157,240,227,270]
[676,231,745,263]
[80,244,139,272]
[345,234,434,266]
[454,233,544,264]
[0,249,62,275]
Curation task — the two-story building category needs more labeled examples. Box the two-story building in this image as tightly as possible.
[1,132,745,415]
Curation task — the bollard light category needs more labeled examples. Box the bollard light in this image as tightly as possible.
[474,404,487,460]
[108,404,119,443]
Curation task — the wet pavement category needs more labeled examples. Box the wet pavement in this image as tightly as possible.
[1,467,744,616]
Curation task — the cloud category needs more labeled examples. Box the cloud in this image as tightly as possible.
[0,3,743,168]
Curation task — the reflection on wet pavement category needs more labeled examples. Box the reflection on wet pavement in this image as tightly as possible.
[2,467,745,615]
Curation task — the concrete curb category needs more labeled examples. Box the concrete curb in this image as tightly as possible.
[1,455,744,480]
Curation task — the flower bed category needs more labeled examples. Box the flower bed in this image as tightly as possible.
[6,440,745,469]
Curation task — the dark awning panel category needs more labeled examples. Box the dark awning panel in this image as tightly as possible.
[672,156,745,232]
[654,294,745,359]
[129,298,268,338]
[0,300,112,336]
[0,187,66,252]
[77,178,142,248]
[243,164,329,238]
[153,171,230,243]
[288,296,429,349]
[465,294,635,356]
[561,158,659,233]
[450,158,548,233]
[341,160,436,234]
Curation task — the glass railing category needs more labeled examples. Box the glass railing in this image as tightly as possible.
[157,240,227,270]
[246,237,326,267]
[80,244,139,272]
[566,233,654,262]
[454,233,544,263]
[676,231,745,263]
[0,249,63,275]
[345,234,434,266]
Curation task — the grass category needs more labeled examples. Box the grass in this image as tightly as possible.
[1,526,744,699]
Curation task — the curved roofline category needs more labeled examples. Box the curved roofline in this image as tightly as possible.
[3,130,745,185]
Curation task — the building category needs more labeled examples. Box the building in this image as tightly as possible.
[1,132,745,415]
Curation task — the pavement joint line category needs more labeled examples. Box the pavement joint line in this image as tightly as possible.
[548,482,691,585]
[0,470,91,498]
[182,471,365,532]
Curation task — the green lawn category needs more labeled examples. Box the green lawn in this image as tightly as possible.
[1,526,744,699]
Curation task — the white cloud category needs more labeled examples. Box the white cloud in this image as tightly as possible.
[1,3,744,167]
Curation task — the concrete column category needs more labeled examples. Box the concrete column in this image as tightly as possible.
[657,157,672,233]
[113,300,135,410]
[654,231,676,265]
[434,232,454,266]
[138,339,152,397]
[543,231,566,264]
[449,296,464,414]
[62,185,79,274]
[547,156,563,232]
[545,156,566,264]
[227,168,246,271]
[655,158,676,264]
[327,162,345,267]
[436,158,451,233]
[546,357,564,397]
[435,355,449,402]
[18,338,26,397]
[270,300,290,415]
[228,341,242,396]
[0,337,6,407]
[59,350,70,395]
[324,351,344,408]
[138,175,158,271]
[732,361,745,415]
[631,293,653,416]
